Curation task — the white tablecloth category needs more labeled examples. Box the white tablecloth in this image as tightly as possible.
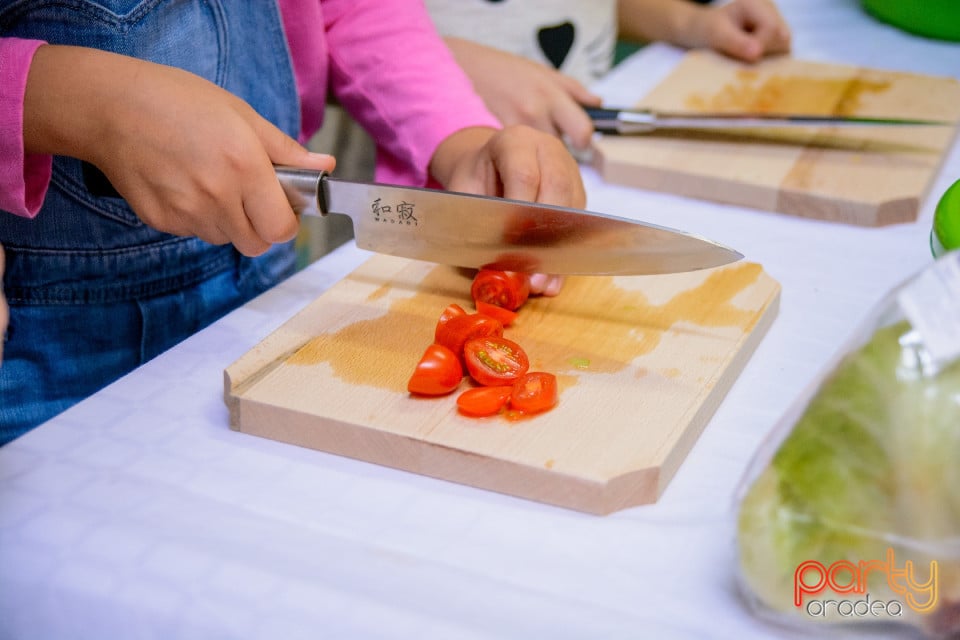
[2,2,959,638]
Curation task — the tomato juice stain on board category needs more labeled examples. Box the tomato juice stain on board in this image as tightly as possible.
[285,266,473,392]
[680,70,939,208]
[683,72,903,191]
[510,262,763,376]
[285,262,764,391]
[684,71,892,115]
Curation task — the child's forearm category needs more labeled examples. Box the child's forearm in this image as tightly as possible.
[617,0,703,47]
[618,0,791,61]
[22,45,131,162]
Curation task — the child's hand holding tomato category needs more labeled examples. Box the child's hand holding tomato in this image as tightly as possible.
[429,124,582,297]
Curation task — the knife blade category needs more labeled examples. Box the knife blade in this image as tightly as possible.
[275,167,741,276]
[585,107,953,135]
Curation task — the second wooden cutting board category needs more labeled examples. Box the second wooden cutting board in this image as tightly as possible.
[225,255,780,515]
[592,51,960,227]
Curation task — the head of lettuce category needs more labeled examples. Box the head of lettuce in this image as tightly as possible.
[737,255,960,638]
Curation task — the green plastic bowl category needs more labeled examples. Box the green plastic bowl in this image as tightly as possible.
[932,179,960,257]
[862,1,960,42]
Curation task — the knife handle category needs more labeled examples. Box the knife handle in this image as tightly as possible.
[82,162,330,219]
[584,107,657,134]
[275,166,330,217]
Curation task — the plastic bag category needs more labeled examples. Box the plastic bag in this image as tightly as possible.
[735,251,960,638]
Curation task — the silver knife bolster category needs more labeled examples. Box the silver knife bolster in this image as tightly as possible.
[276,166,329,217]
[585,107,657,133]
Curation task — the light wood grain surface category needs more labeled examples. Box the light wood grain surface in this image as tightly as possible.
[226,254,780,514]
[592,50,960,226]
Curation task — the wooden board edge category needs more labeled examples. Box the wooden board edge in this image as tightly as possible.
[776,124,960,227]
[590,146,778,214]
[224,333,315,431]
[774,190,918,227]
[230,397,660,515]
[591,279,781,512]
[659,282,780,496]
[592,143,924,228]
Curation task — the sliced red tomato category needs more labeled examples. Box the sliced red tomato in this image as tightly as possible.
[510,372,558,414]
[463,336,529,387]
[407,344,463,396]
[471,270,530,311]
[436,303,467,329]
[435,313,503,363]
[475,301,518,327]
[456,386,513,417]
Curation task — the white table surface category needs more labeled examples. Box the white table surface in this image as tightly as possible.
[2,2,959,639]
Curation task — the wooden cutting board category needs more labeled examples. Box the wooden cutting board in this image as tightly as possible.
[225,255,780,515]
[592,51,960,227]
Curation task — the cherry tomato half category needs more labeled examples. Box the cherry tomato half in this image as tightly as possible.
[435,313,503,364]
[510,372,558,414]
[463,336,530,387]
[407,343,463,396]
[475,301,518,327]
[456,386,513,417]
[471,270,530,311]
[437,303,467,329]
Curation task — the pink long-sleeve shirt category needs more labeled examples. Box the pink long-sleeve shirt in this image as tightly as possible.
[0,0,500,218]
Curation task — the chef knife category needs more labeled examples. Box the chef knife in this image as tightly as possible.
[585,107,953,135]
[275,167,741,276]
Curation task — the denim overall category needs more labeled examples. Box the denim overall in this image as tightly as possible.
[0,0,300,444]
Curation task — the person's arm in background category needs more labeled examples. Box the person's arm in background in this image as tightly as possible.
[430,0,790,150]
[618,0,791,62]
[442,37,601,151]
